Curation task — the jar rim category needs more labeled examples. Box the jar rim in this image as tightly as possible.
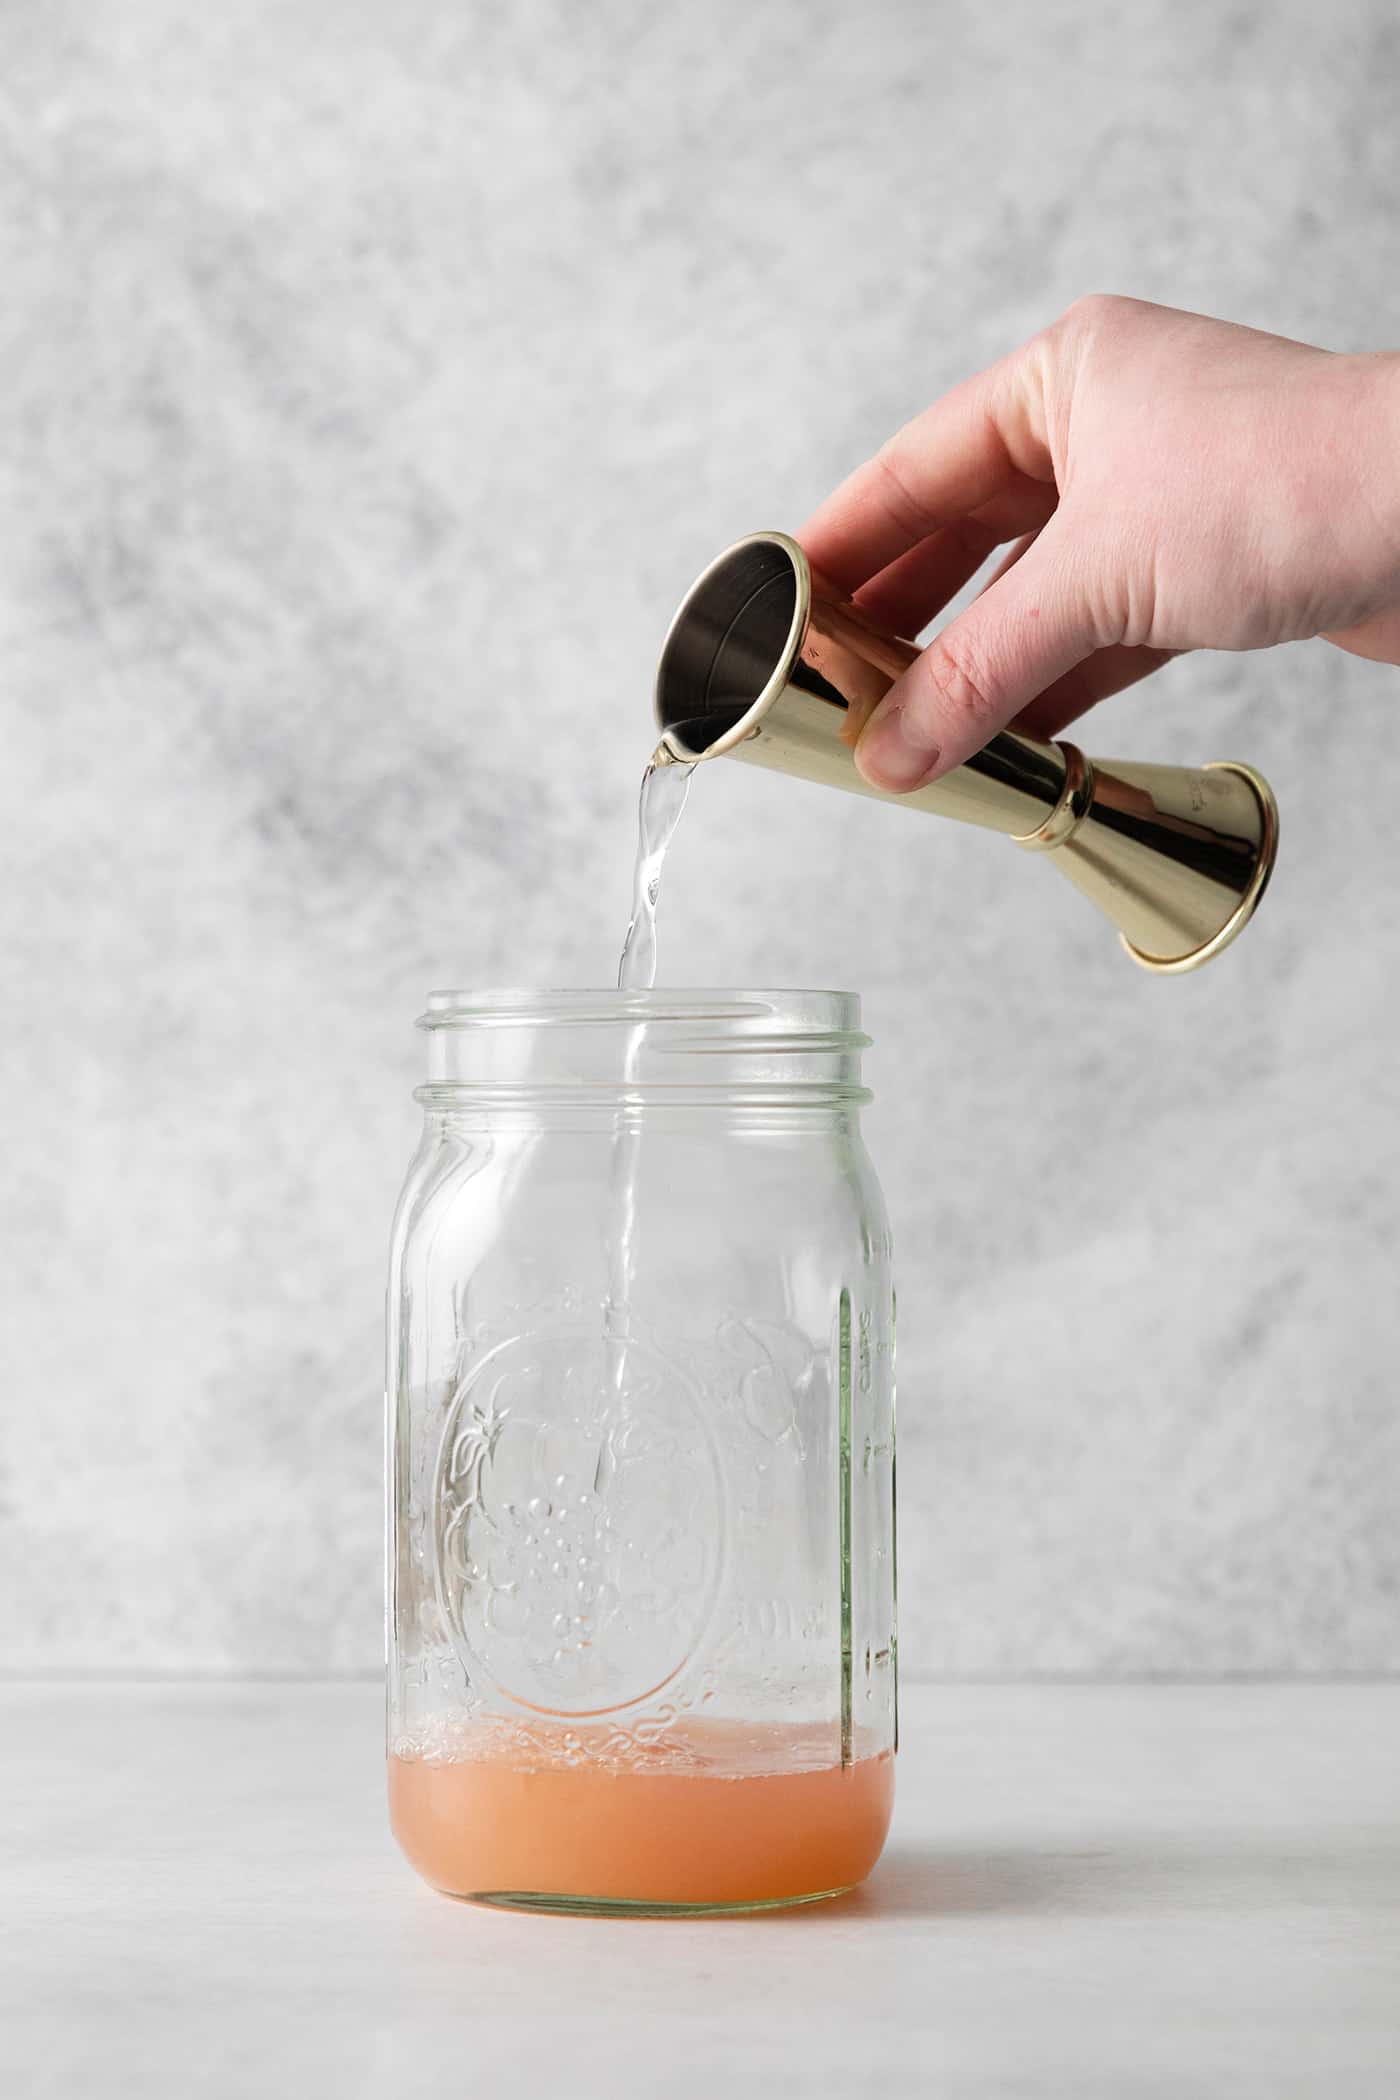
[418,988,866,1041]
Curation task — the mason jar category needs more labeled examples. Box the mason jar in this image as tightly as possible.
[386,989,896,1914]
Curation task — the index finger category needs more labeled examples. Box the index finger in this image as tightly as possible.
[797,347,1051,595]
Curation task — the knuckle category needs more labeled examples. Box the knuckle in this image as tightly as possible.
[919,633,1003,731]
[871,442,937,539]
[1059,291,1123,333]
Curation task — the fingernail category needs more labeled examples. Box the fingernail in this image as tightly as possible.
[856,704,941,791]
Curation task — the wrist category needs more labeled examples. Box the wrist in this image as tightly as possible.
[1319,349,1400,662]
[1356,351,1400,583]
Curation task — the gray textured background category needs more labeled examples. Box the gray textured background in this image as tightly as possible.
[3,0,1398,1679]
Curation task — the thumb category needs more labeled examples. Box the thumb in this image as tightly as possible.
[855,524,1103,791]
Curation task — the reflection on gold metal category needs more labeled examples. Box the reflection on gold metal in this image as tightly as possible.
[653,531,1280,974]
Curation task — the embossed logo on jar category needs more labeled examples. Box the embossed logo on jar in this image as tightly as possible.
[434,1333,724,1716]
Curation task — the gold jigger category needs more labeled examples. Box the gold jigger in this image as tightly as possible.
[653,531,1279,973]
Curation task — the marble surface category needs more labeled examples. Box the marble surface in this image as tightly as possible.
[3,1680,1398,2097]
[3,1,1400,1677]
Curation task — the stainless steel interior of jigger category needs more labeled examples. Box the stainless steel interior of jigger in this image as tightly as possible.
[653,536,810,760]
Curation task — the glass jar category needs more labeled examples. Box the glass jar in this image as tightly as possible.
[386,989,896,1915]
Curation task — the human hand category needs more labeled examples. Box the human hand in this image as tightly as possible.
[798,296,1400,790]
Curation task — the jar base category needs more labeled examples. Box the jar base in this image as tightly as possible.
[441,1883,860,1918]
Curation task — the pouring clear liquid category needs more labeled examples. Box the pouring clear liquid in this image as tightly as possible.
[602,752,697,1399]
[616,752,696,992]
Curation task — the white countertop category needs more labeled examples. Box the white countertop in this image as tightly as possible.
[3,1681,1397,2097]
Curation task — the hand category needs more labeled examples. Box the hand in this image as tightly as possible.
[798,295,1400,791]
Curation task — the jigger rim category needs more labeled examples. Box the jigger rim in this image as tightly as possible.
[654,529,811,761]
[1118,760,1280,975]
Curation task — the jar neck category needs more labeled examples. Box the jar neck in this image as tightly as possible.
[415,991,872,1113]
[416,1099,866,1141]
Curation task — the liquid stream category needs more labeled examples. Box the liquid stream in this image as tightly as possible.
[604,752,696,1394]
[616,751,696,994]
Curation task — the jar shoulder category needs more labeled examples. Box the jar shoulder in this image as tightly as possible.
[390,1118,892,1276]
